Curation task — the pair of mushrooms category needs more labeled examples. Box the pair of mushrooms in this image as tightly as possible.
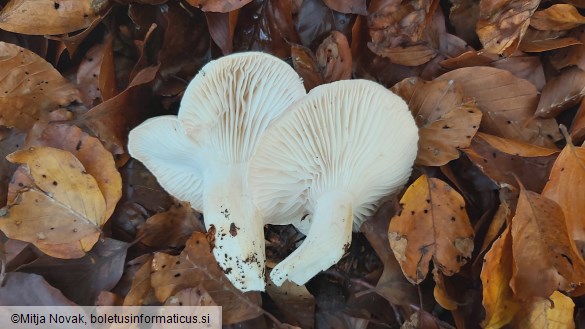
[128,52,418,292]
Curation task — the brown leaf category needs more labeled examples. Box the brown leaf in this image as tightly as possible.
[294,0,353,48]
[476,0,539,55]
[0,42,80,131]
[205,11,238,55]
[549,27,585,71]
[137,201,204,249]
[510,187,585,299]
[433,269,458,310]
[571,99,585,143]
[531,4,585,31]
[124,256,156,306]
[510,291,575,328]
[316,31,352,83]
[323,0,367,14]
[542,142,585,255]
[392,77,482,166]
[0,128,24,207]
[150,232,263,324]
[388,175,474,284]
[480,226,520,328]
[0,147,106,258]
[536,66,585,118]
[19,238,128,305]
[0,0,100,35]
[462,132,558,192]
[519,33,582,52]
[25,124,122,220]
[291,44,324,91]
[437,66,561,147]
[165,286,218,306]
[0,272,76,305]
[490,54,546,90]
[361,202,418,306]
[449,0,480,45]
[79,64,159,164]
[266,280,315,328]
[186,0,253,12]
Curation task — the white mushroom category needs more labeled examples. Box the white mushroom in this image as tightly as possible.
[250,79,418,286]
[128,52,306,291]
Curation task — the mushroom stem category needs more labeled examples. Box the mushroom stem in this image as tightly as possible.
[203,164,265,292]
[271,190,353,286]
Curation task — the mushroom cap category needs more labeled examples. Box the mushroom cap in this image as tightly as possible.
[249,79,419,229]
[128,52,306,212]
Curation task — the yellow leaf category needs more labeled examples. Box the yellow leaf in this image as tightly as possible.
[511,291,575,329]
[481,226,520,329]
[0,147,106,258]
[388,175,474,284]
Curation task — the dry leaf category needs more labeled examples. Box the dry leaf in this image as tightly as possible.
[392,77,482,166]
[291,44,324,91]
[165,286,218,306]
[481,226,520,329]
[25,124,121,220]
[123,256,155,306]
[0,272,76,305]
[316,31,352,83]
[186,0,253,12]
[570,99,585,143]
[437,66,561,148]
[476,0,539,55]
[0,147,105,258]
[462,132,558,192]
[323,0,367,14]
[76,41,107,107]
[510,187,585,299]
[531,4,585,31]
[0,0,100,35]
[388,175,474,284]
[205,11,238,55]
[542,142,585,255]
[433,268,458,310]
[0,42,80,131]
[137,202,203,249]
[519,29,582,52]
[510,291,575,329]
[536,66,585,118]
[150,232,263,324]
[0,128,25,206]
[266,279,315,328]
[19,238,128,305]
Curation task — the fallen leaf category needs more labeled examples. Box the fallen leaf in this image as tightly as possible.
[542,141,585,256]
[510,187,585,299]
[205,11,238,55]
[0,0,101,35]
[361,202,418,306]
[266,279,315,328]
[530,4,585,31]
[462,132,559,192]
[0,147,106,258]
[0,128,24,207]
[0,272,76,305]
[76,41,107,107]
[536,66,585,118]
[123,256,156,306]
[150,232,263,324]
[433,268,458,310]
[476,0,539,55]
[25,123,122,220]
[323,0,367,15]
[18,238,128,305]
[388,175,474,284]
[437,66,562,148]
[570,99,585,143]
[186,0,253,12]
[137,201,203,249]
[165,286,218,306]
[510,291,575,329]
[392,77,482,166]
[449,0,480,45]
[294,0,353,49]
[316,31,352,83]
[0,42,80,131]
[519,34,582,52]
[291,44,324,91]
[481,226,520,329]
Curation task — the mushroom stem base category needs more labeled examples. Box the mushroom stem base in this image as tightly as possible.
[270,190,353,286]
[203,164,265,292]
